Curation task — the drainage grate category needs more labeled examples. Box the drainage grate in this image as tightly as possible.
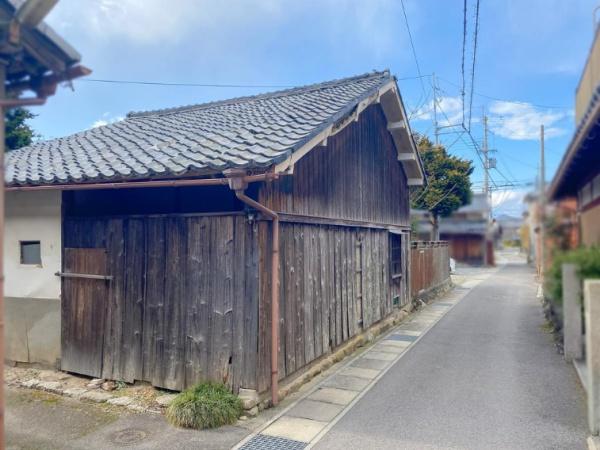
[240,434,307,450]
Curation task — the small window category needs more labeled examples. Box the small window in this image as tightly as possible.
[390,234,402,279]
[20,241,41,265]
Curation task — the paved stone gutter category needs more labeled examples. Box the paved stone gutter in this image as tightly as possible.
[5,368,176,414]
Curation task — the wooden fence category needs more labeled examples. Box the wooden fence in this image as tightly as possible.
[410,241,450,299]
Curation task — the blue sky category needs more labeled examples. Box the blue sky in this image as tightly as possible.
[36,0,598,216]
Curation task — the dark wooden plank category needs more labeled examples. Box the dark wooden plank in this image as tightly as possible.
[208,216,234,387]
[122,219,145,382]
[294,225,305,370]
[312,228,323,359]
[303,225,315,365]
[241,220,259,389]
[184,217,210,387]
[319,226,330,355]
[256,221,271,392]
[283,223,296,376]
[102,219,125,381]
[143,218,166,383]
[334,229,342,347]
[157,217,187,390]
[231,216,246,392]
[61,248,108,378]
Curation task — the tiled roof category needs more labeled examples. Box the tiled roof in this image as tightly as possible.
[7,71,394,186]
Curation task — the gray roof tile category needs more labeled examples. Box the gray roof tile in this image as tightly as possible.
[6,71,393,186]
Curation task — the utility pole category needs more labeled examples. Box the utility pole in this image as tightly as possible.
[539,124,546,281]
[432,72,439,145]
[482,114,491,220]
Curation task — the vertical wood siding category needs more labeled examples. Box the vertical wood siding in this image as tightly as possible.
[256,223,398,392]
[62,215,259,392]
[259,105,410,227]
[410,241,450,298]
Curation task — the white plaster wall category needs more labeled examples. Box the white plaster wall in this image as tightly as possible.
[4,190,61,300]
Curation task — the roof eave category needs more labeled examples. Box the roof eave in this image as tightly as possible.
[549,85,600,200]
[273,76,427,186]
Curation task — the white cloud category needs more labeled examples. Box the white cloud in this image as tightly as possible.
[48,0,401,51]
[412,96,464,127]
[91,112,124,129]
[487,101,572,141]
[50,0,282,44]
[491,189,527,217]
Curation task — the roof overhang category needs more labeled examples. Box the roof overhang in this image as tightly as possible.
[274,78,426,186]
[549,85,600,200]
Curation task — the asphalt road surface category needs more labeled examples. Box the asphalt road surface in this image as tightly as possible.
[314,261,587,450]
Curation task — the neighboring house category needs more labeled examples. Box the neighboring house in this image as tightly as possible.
[4,71,425,399]
[439,193,491,265]
[549,27,600,246]
[496,214,523,245]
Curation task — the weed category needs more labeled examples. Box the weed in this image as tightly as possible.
[166,382,242,429]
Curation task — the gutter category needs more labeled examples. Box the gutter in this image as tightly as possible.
[5,173,275,192]
[225,170,281,406]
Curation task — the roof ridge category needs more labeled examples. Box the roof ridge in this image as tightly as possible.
[127,70,391,119]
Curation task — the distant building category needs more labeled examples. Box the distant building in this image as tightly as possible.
[495,214,523,245]
[439,193,491,265]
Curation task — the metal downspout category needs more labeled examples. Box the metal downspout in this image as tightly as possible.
[227,173,280,406]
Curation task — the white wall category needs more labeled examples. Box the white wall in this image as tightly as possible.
[4,190,61,300]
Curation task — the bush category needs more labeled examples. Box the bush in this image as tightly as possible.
[545,246,600,304]
[166,382,242,429]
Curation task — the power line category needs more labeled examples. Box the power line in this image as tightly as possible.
[438,76,571,110]
[467,0,481,131]
[79,73,434,90]
[400,0,428,99]
[461,0,468,126]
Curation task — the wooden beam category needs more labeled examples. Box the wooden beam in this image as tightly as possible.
[397,152,415,161]
[407,178,424,186]
[387,121,406,131]
[275,212,412,231]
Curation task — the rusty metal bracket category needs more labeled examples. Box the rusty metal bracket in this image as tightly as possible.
[55,271,112,281]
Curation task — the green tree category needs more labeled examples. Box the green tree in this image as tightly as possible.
[411,135,474,239]
[6,107,37,151]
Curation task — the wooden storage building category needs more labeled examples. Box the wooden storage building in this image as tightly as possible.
[6,71,425,399]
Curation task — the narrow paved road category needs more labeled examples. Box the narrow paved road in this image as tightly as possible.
[314,261,587,449]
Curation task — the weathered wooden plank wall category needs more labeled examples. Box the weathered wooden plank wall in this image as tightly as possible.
[260,105,410,227]
[256,223,397,392]
[410,241,450,298]
[62,215,259,392]
[442,235,485,265]
[255,103,412,392]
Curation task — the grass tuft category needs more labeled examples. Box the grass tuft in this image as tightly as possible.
[166,382,242,429]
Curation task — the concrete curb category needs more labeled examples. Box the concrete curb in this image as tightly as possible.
[588,435,600,450]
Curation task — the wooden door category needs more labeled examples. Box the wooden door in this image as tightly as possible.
[61,248,110,377]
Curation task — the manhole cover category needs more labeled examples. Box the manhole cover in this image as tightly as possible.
[110,428,148,446]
